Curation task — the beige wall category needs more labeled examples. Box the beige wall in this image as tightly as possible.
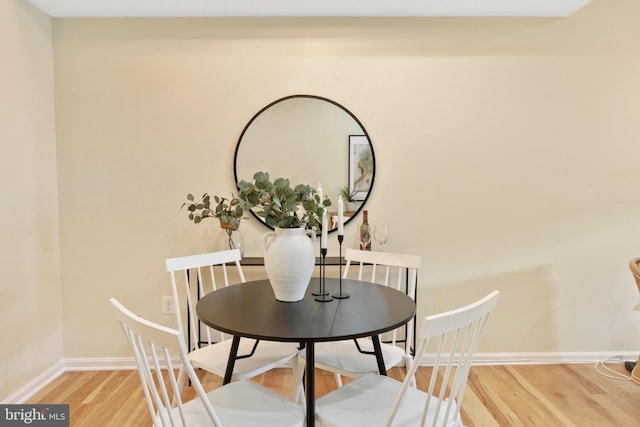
[0,0,62,401]
[51,0,640,360]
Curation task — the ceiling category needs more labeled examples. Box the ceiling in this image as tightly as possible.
[27,0,592,18]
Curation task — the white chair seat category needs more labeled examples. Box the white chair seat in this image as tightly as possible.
[302,339,405,377]
[316,375,462,427]
[158,381,304,427]
[189,338,299,381]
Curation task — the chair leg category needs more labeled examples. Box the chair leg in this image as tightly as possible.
[172,366,187,407]
[403,355,417,387]
[292,355,306,408]
[632,354,640,385]
[334,372,343,387]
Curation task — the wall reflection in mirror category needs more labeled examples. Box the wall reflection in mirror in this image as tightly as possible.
[234,95,375,232]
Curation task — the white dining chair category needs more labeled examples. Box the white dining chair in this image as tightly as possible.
[315,290,500,427]
[110,298,305,427]
[300,248,422,388]
[165,249,300,388]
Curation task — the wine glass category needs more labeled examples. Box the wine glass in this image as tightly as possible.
[373,224,389,252]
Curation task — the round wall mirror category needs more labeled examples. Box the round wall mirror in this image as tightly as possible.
[234,94,375,232]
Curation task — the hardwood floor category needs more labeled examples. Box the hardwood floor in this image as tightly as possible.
[28,364,640,426]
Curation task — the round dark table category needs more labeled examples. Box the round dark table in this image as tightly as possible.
[196,277,416,427]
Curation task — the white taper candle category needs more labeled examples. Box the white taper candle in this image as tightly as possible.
[317,183,323,211]
[321,210,328,249]
[337,195,344,235]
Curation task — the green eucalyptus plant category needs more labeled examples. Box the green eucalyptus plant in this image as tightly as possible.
[181,193,245,230]
[237,171,331,232]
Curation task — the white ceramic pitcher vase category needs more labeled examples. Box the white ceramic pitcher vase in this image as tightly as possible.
[263,227,315,302]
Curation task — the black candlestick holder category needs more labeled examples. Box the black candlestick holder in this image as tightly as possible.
[311,231,329,297]
[312,236,329,296]
[332,234,349,299]
[315,248,333,302]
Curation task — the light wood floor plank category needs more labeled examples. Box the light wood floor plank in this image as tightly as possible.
[465,366,536,426]
[27,364,640,426]
[502,365,578,426]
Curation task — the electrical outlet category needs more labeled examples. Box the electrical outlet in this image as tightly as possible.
[162,295,176,315]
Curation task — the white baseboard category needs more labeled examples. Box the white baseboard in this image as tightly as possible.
[7,351,639,404]
[64,351,640,371]
[418,351,640,366]
[63,357,139,371]
[3,360,65,404]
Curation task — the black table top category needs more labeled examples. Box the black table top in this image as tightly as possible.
[196,277,416,343]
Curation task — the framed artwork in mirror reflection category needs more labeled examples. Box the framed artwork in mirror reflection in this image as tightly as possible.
[349,135,373,201]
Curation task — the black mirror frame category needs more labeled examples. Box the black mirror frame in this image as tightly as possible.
[233,94,375,233]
